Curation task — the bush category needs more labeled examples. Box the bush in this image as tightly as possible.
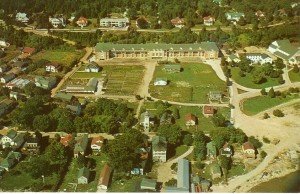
[292,64,299,73]
[263,113,270,119]
[260,150,267,159]
[171,163,177,171]
[277,76,285,84]
[165,178,177,186]
[195,161,205,169]
[268,87,275,98]
[239,70,246,77]
[248,136,263,149]
[262,137,270,144]
[183,134,193,146]
[261,88,267,95]
[273,109,284,117]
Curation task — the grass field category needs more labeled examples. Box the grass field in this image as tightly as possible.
[288,70,300,82]
[59,154,108,192]
[31,50,83,68]
[108,176,142,192]
[149,63,226,103]
[242,93,300,115]
[71,72,103,79]
[231,68,279,89]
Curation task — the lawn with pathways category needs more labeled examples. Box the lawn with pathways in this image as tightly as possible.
[242,93,300,116]
[149,63,226,103]
[288,70,300,82]
[231,68,280,89]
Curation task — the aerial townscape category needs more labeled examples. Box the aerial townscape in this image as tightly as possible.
[0,0,300,193]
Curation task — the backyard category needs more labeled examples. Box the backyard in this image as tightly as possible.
[149,63,226,103]
[108,176,142,192]
[242,93,300,116]
[31,50,84,68]
[59,154,108,192]
[231,68,279,89]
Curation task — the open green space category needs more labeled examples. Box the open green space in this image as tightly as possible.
[174,145,189,158]
[141,102,230,134]
[149,63,226,103]
[227,163,246,178]
[108,176,142,192]
[231,68,279,89]
[71,72,103,79]
[31,50,83,68]
[242,93,300,116]
[59,154,108,192]
[288,70,300,82]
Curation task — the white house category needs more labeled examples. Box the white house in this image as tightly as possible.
[154,78,167,86]
[225,12,245,22]
[76,17,88,28]
[203,16,215,26]
[0,40,10,48]
[91,136,104,152]
[16,12,29,23]
[49,17,66,28]
[0,129,17,148]
[152,136,167,162]
[242,142,256,158]
[268,39,300,65]
[140,111,154,133]
[45,63,61,72]
[100,18,129,28]
[245,53,273,64]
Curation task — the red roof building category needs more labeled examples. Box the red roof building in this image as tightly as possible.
[242,141,256,158]
[22,47,36,55]
[98,164,112,190]
[203,105,215,116]
[60,134,73,147]
[185,113,197,126]
[76,17,88,28]
[91,136,104,152]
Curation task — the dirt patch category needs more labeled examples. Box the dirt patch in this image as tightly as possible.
[176,81,191,87]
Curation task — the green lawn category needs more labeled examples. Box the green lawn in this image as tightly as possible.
[108,176,142,192]
[227,163,246,178]
[149,63,226,103]
[71,72,103,79]
[242,93,300,115]
[231,68,279,89]
[31,50,83,68]
[288,70,300,82]
[174,145,189,158]
[59,154,108,192]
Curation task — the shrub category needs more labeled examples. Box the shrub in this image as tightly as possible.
[239,70,246,77]
[292,64,299,73]
[262,137,271,144]
[248,136,263,149]
[263,113,270,119]
[195,161,205,169]
[273,109,284,117]
[165,178,177,187]
[261,88,267,95]
[260,150,267,159]
[268,87,275,98]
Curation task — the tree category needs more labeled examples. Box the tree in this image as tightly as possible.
[252,68,265,84]
[194,131,208,160]
[218,155,232,182]
[292,65,299,73]
[260,150,267,158]
[260,88,267,95]
[76,154,86,168]
[273,109,284,117]
[33,114,52,132]
[278,76,285,84]
[136,17,149,29]
[172,107,180,119]
[248,136,263,149]
[183,134,193,146]
[263,113,270,119]
[274,58,285,69]
[165,178,177,186]
[268,87,275,98]
[212,113,226,127]
[157,125,181,145]
[25,155,51,178]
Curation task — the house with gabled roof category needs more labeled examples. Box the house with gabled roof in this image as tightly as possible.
[219,142,232,157]
[22,47,36,56]
[140,178,157,191]
[45,62,61,72]
[203,105,215,117]
[227,54,241,63]
[53,92,74,103]
[60,134,73,147]
[225,12,245,22]
[98,164,112,190]
[209,91,222,102]
[203,16,215,26]
[35,76,57,90]
[76,17,88,28]
[268,39,300,65]
[140,111,155,133]
[0,151,22,171]
[22,135,41,155]
[160,112,173,125]
[16,12,29,23]
[49,16,66,28]
[242,141,256,158]
[91,136,105,153]
[78,167,90,184]
[1,73,15,83]
[85,62,100,72]
[152,136,167,162]
[245,53,273,64]
[0,129,17,147]
[171,17,185,28]
[185,113,197,126]
[74,134,89,158]
[100,17,129,28]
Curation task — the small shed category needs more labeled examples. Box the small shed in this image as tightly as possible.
[77,167,90,184]
[140,178,157,191]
